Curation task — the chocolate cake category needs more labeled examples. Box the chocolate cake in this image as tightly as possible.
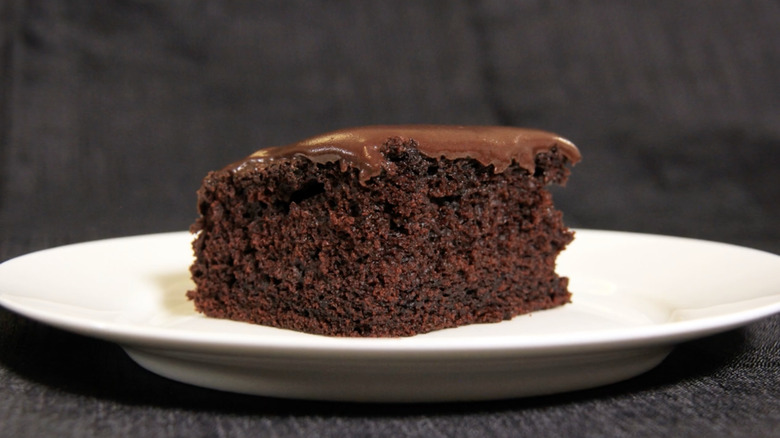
[188,125,581,337]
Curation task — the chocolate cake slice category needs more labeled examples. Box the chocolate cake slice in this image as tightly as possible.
[188,125,581,337]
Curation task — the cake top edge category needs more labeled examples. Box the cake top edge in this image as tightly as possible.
[228,125,581,180]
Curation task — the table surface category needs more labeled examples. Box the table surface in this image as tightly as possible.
[1,1,778,437]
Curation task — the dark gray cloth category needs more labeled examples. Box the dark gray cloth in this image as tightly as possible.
[1,1,778,436]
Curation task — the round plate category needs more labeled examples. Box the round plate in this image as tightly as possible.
[0,230,778,402]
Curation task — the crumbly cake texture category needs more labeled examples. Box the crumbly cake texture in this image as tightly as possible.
[188,137,576,337]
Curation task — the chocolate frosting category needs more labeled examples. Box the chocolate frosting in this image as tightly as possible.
[229,125,580,181]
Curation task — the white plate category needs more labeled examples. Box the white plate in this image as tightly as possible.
[0,230,778,402]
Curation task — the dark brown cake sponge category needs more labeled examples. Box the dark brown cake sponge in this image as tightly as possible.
[188,126,579,337]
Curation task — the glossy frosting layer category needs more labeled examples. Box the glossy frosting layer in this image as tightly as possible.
[230,125,580,181]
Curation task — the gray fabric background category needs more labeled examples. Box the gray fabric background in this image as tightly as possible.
[1,1,778,436]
